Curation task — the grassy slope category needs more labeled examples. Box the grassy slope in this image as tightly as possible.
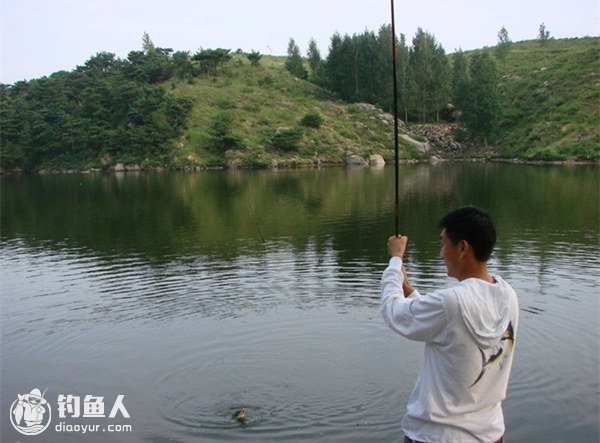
[169,37,599,166]
[168,55,420,168]
[492,37,599,159]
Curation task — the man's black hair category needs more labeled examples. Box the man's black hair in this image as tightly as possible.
[439,206,497,262]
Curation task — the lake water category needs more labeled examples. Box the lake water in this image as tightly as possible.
[1,163,598,442]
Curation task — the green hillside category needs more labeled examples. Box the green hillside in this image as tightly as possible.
[492,37,599,160]
[167,55,420,169]
[172,37,598,168]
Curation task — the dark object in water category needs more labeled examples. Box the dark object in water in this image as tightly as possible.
[232,409,246,422]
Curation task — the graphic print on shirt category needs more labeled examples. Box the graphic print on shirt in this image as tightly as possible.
[470,322,515,387]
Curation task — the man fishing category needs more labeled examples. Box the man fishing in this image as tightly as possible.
[381,206,519,443]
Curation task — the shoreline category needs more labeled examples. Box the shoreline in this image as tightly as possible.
[1,157,598,176]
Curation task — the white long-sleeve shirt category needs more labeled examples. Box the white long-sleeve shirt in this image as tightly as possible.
[381,257,519,443]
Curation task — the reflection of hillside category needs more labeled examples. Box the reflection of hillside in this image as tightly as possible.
[400,164,455,199]
[1,164,597,264]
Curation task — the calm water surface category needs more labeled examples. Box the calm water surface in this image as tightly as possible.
[1,163,598,442]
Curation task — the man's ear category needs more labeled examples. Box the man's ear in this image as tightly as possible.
[458,239,470,258]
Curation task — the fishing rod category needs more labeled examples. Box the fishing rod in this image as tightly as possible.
[390,0,400,237]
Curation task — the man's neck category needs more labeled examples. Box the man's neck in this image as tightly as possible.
[457,263,494,283]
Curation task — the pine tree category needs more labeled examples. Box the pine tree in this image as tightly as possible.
[451,49,469,113]
[172,51,194,79]
[285,38,308,79]
[495,26,511,67]
[306,38,323,81]
[192,48,232,76]
[395,33,413,122]
[462,52,500,145]
[246,50,262,67]
[377,25,413,119]
[409,28,449,121]
[325,33,354,100]
[354,30,382,103]
[430,44,450,121]
[142,32,156,53]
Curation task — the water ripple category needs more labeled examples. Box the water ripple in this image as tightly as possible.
[154,311,400,442]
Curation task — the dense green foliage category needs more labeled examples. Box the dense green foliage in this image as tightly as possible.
[324,30,389,108]
[285,39,308,80]
[271,127,303,152]
[208,112,242,151]
[0,46,195,171]
[306,38,325,83]
[246,51,263,67]
[295,26,512,131]
[313,26,452,122]
[461,52,500,144]
[193,48,232,76]
[300,111,324,128]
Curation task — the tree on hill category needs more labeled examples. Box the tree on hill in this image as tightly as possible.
[538,23,551,44]
[451,49,469,113]
[208,112,242,151]
[495,26,511,67]
[125,49,173,83]
[325,27,455,122]
[430,44,450,122]
[81,52,121,74]
[285,38,308,79]
[409,28,450,121]
[192,48,232,76]
[462,52,500,146]
[142,32,156,53]
[352,30,386,103]
[172,51,194,79]
[325,33,354,99]
[376,25,395,114]
[307,38,325,83]
[246,50,262,67]
[393,32,414,122]
[373,25,414,120]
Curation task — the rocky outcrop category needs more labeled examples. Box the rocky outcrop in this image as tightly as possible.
[407,124,469,156]
[354,102,406,129]
[369,154,386,167]
[346,154,368,167]
[354,103,379,112]
[400,134,431,154]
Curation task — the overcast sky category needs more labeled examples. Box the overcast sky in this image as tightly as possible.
[1,0,598,84]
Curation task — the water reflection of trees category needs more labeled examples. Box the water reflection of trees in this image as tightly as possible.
[1,164,597,266]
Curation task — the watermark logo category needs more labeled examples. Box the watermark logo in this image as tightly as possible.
[57,394,130,419]
[10,388,52,435]
[9,388,132,436]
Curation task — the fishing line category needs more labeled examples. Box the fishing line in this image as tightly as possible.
[390,0,400,237]
[256,222,266,244]
[249,202,266,245]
